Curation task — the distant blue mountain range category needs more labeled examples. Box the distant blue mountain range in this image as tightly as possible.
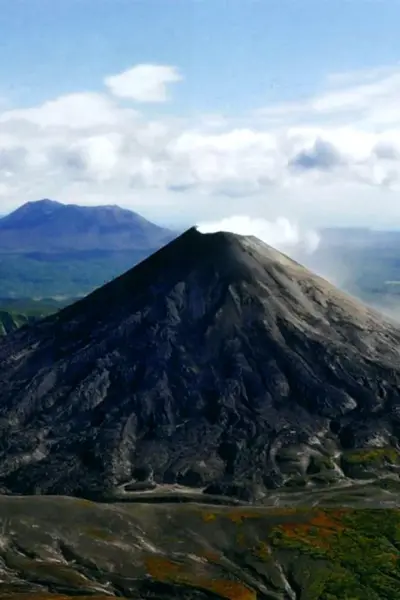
[0,199,175,253]
[0,199,177,299]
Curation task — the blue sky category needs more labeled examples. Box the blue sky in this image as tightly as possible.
[2,0,400,112]
[1,0,400,241]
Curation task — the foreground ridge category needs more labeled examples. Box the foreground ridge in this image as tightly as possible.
[0,497,397,599]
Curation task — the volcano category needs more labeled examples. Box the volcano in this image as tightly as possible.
[1,227,400,500]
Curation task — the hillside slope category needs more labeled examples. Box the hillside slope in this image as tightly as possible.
[0,497,397,599]
[1,228,400,498]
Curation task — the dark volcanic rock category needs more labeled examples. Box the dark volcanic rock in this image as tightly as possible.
[1,227,400,498]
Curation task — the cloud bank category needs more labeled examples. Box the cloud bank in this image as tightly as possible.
[1,62,400,227]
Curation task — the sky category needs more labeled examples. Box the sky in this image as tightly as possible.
[1,0,400,235]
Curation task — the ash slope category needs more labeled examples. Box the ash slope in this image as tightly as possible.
[1,227,400,498]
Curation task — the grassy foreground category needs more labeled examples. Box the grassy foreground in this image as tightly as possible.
[0,496,397,599]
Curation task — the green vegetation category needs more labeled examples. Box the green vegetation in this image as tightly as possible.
[0,297,72,316]
[0,496,398,598]
[307,454,335,473]
[198,505,400,599]
[0,250,152,299]
[0,298,74,335]
[341,447,400,480]
[343,447,399,465]
[270,509,400,599]
[0,247,155,335]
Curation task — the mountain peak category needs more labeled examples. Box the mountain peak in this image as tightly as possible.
[0,200,174,252]
[0,199,63,229]
[1,222,400,499]
[13,198,62,213]
[29,198,61,207]
[21,198,63,212]
[148,225,271,262]
[59,225,322,326]
[147,225,302,280]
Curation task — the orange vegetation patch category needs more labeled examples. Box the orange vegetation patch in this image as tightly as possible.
[145,555,256,600]
[145,556,183,580]
[205,579,256,600]
[274,510,347,550]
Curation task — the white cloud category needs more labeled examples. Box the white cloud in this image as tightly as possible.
[0,93,125,129]
[197,216,320,254]
[54,134,122,181]
[259,65,400,129]
[2,62,400,229]
[105,64,182,102]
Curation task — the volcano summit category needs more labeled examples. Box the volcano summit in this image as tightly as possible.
[1,227,400,500]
